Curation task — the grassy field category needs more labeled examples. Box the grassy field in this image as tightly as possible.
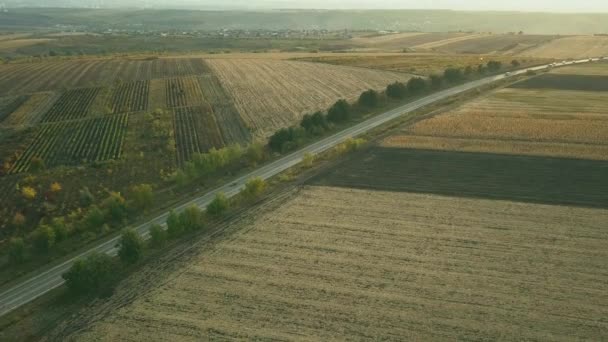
[207,58,410,138]
[297,54,549,76]
[52,185,608,340]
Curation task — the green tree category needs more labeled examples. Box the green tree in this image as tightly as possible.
[407,77,427,95]
[327,99,351,124]
[181,205,204,231]
[246,142,266,166]
[443,68,464,83]
[207,192,230,217]
[8,238,26,264]
[487,60,503,72]
[83,205,105,231]
[386,81,407,99]
[464,65,474,76]
[149,224,167,248]
[129,184,154,212]
[62,253,115,295]
[429,74,443,90]
[358,89,379,108]
[118,229,144,264]
[166,210,183,238]
[31,225,56,253]
[79,187,95,207]
[51,217,69,242]
[243,177,267,200]
[101,192,127,224]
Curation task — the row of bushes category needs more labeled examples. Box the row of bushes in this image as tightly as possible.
[7,184,156,265]
[62,177,267,296]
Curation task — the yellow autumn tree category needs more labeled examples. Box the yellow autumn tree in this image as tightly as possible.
[21,186,37,200]
[50,182,62,193]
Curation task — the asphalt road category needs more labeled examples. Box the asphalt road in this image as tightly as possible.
[0,58,599,318]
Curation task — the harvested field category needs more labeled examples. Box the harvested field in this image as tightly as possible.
[298,54,548,75]
[40,87,101,123]
[388,87,608,161]
[550,61,608,75]
[0,58,211,96]
[207,58,410,138]
[315,147,608,208]
[173,105,224,166]
[436,34,558,55]
[9,114,129,173]
[522,35,608,59]
[165,77,204,108]
[58,186,608,341]
[109,80,149,114]
[351,32,479,50]
[510,74,608,91]
[412,33,488,50]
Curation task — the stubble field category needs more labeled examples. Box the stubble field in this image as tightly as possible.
[207,58,411,138]
[61,185,608,341]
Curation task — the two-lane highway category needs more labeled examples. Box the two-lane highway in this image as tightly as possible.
[0,57,600,317]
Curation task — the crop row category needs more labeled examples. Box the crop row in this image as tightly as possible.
[41,87,101,123]
[166,77,204,108]
[9,114,129,173]
[173,105,224,166]
[110,80,149,114]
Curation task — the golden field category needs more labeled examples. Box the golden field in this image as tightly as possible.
[58,186,608,341]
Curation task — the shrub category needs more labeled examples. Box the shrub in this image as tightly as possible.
[246,142,266,166]
[101,192,127,224]
[166,210,183,238]
[118,229,144,264]
[443,68,464,83]
[358,89,379,107]
[129,184,154,212]
[242,177,267,200]
[301,152,315,168]
[386,81,407,99]
[62,252,115,295]
[149,224,167,248]
[487,60,503,72]
[31,225,56,253]
[21,186,37,200]
[181,205,204,231]
[407,77,428,95]
[464,65,474,76]
[83,206,105,231]
[429,74,443,90]
[511,60,521,67]
[8,238,26,264]
[49,182,62,193]
[79,187,95,207]
[51,217,69,242]
[207,192,229,217]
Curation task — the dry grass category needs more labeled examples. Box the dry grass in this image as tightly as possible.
[522,35,608,59]
[207,58,410,138]
[1,92,55,126]
[65,186,608,341]
[412,33,488,50]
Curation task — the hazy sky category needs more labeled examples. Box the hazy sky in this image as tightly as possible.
[190,0,608,12]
